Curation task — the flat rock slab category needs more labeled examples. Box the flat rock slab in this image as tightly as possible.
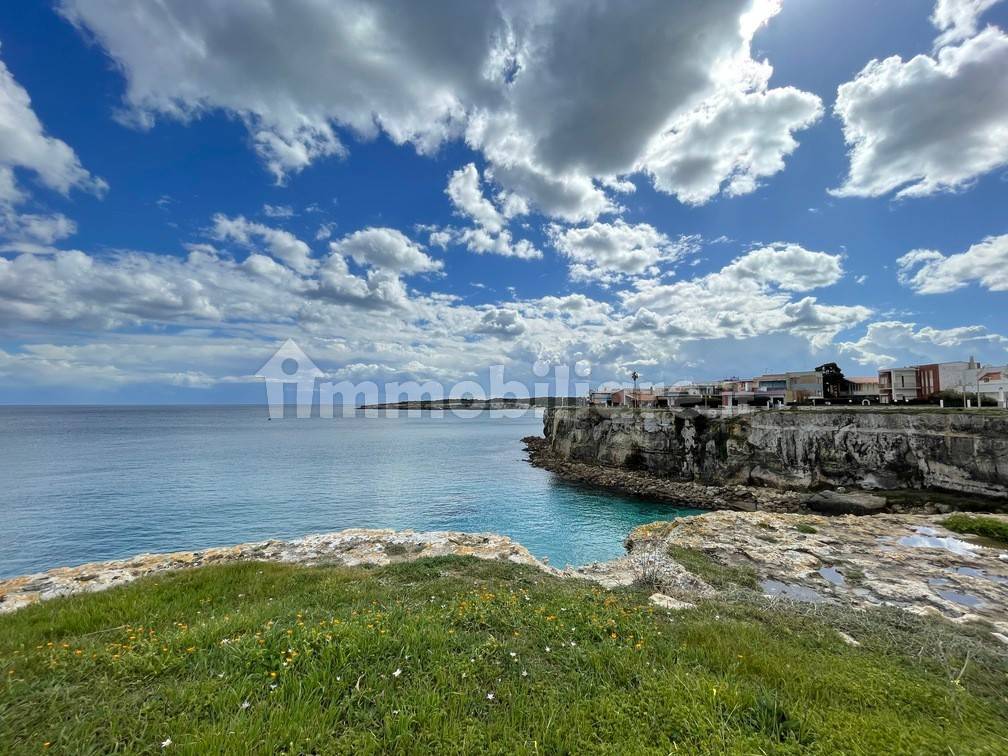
[0,529,546,614]
[624,511,1008,626]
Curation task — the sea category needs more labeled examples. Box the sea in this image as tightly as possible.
[0,405,704,579]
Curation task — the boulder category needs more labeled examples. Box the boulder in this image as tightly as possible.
[804,490,889,516]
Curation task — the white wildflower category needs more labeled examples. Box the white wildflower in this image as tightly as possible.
[161,738,172,748]
[393,668,402,678]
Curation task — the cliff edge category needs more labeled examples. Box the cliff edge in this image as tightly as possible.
[541,406,1008,499]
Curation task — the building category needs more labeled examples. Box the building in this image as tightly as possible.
[783,363,844,403]
[610,388,659,407]
[843,376,880,402]
[878,357,987,403]
[588,390,612,406]
[878,367,919,403]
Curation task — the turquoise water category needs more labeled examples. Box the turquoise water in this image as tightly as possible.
[0,406,704,578]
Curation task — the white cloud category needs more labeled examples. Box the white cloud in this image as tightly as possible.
[446,163,504,234]
[61,0,821,219]
[0,46,104,251]
[440,163,542,259]
[550,220,698,281]
[642,80,822,205]
[832,27,1008,199]
[261,203,294,218]
[328,227,441,274]
[473,307,525,337]
[0,211,77,252]
[315,222,336,241]
[0,48,106,202]
[931,0,1005,47]
[897,233,1008,293]
[620,243,863,348]
[210,214,315,274]
[721,243,845,291]
[838,320,1008,366]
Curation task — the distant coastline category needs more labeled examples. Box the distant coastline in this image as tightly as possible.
[357,396,579,410]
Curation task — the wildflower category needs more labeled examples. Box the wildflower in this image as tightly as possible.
[241,700,251,710]
[269,684,278,691]
[161,738,172,748]
[486,692,494,700]
[521,670,528,677]
[393,668,402,678]
[509,652,516,658]
[544,646,551,653]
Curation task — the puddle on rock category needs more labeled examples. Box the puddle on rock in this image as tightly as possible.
[761,579,826,603]
[818,566,845,587]
[897,527,980,557]
[952,566,1008,584]
[936,589,984,608]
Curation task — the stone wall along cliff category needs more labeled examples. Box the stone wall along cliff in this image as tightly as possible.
[542,407,1008,498]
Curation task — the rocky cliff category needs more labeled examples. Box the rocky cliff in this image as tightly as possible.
[543,407,1008,498]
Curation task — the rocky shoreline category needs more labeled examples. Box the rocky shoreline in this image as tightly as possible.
[522,434,1002,516]
[522,435,808,512]
[2,514,1007,640]
[572,511,1008,631]
[0,529,542,615]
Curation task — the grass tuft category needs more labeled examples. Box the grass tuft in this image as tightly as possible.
[942,514,1008,546]
[666,545,760,591]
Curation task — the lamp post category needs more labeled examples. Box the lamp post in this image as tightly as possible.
[631,370,639,409]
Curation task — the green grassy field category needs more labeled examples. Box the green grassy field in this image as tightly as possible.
[2,558,1006,754]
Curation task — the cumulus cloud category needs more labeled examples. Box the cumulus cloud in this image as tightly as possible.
[550,220,698,282]
[832,27,1008,199]
[897,233,1008,293]
[642,77,822,205]
[329,227,442,274]
[0,47,105,250]
[0,49,106,203]
[210,214,315,274]
[838,320,1008,365]
[473,307,526,337]
[61,0,820,219]
[620,243,863,348]
[439,163,542,259]
[446,163,504,234]
[932,0,1005,47]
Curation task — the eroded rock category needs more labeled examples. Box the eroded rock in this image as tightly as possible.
[0,529,547,614]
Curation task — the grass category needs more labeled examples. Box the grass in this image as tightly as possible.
[942,514,1008,546]
[666,545,760,591]
[795,523,818,535]
[1,558,1006,754]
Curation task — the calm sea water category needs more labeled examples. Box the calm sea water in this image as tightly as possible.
[0,406,704,578]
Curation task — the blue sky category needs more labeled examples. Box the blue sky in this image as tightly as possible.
[0,0,1006,403]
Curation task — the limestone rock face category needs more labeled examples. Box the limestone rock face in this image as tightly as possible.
[544,407,1008,498]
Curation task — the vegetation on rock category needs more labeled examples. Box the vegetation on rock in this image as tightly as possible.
[942,514,1008,546]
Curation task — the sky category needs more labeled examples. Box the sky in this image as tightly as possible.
[0,0,1006,403]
